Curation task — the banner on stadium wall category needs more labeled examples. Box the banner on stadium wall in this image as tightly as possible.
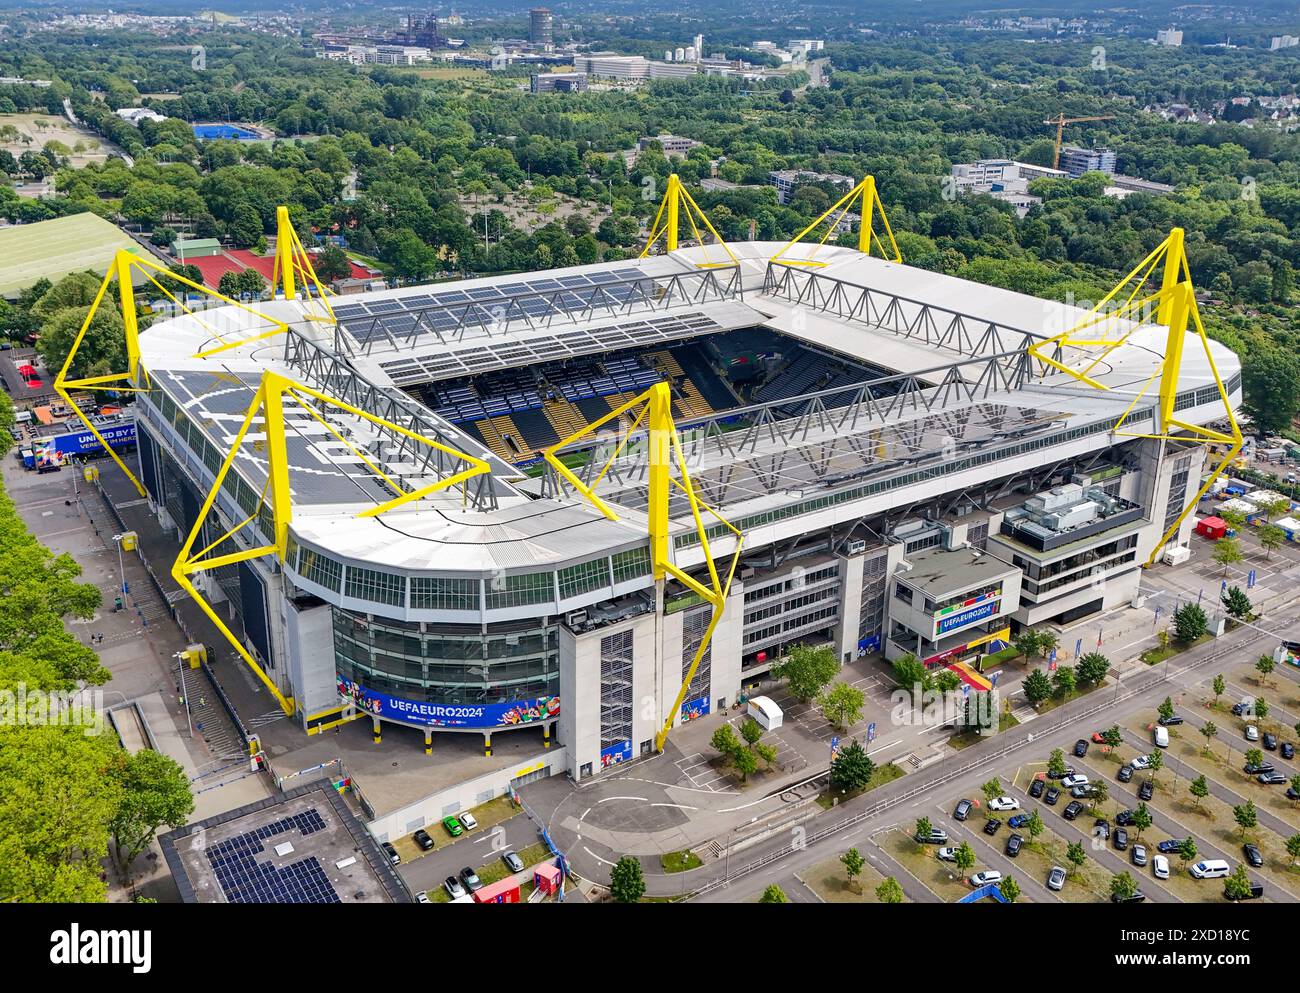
[680,694,710,722]
[337,676,558,729]
[933,595,1002,638]
[600,740,632,768]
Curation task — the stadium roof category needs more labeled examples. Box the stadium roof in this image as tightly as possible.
[0,212,144,297]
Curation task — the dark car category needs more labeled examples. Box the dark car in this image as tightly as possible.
[1244,761,1275,775]
[1008,813,1031,829]
[1258,771,1287,785]
[1074,738,1090,757]
[1288,786,1300,801]
[1044,787,1061,806]
[1243,843,1264,868]
[1063,800,1084,820]
[501,850,525,873]
[1231,702,1250,716]
[1282,742,1295,760]
[1158,714,1185,726]
[1131,844,1148,867]
[983,818,1001,836]
[1094,818,1111,841]
[1113,827,1129,851]
[1048,766,1076,780]
[1117,765,1134,783]
[1070,784,1098,799]
[413,829,434,851]
[1112,889,1147,904]
[916,827,948,844]
[1029,778,1046,799]
[1263,732,1278,751]
[1138,780,1155,802]
[1156,839,1182,854]
[1225,881,1264,901]
[954,798,973,821]
[1005,833,1024,857]
[1115,809,1136,826]
[459,866,483,892]
[381,841,400,865]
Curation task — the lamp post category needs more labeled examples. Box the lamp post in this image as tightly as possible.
[172,651,193,738]
[112,533,129,597]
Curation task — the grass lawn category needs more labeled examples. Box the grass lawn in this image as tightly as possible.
[804,854,891,902]
[948,712,1021,750]
[878,829,971,903]
[661,850,703,873]
[817,761,905,809]
[0,213,142,296]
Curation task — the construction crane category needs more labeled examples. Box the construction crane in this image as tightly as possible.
[1044,113,1116,170]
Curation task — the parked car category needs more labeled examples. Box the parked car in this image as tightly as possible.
[1131,844,1148,867]
[1005,833,1024,857]
[1258,771,1287,785]
[954,798,973,821]
[983,818,1001,836]
[1070,784,1098,799]
[937,846,959,863]
[458,812,479,831]
[1190,859,1231,879]
[1245,725,1260,742]
[1129,755,1151,770]
[381,842,400,865]
[988,796,1020,811]
[1139,780,1155,802]
[1153,855,1170,880]
[1153,726,1170,749]
[1117,765,1134,783]
[1282,742,1295,760]
[442,815,464,837]
[1231,702,1251,716]
[1263,732,1278,751]
[1008,813,1031,829]
[459,866,483,892]
[413,829,434,851]
[1225,881,1264,902]
[1061,774,1089,789]
[1158,714,1184,726]
[443,876,466,899]
[1115,809,1136,826]
[1048,766,1076,780]
[916,827,948,844]
[1112,889,1147,903]
[416,891,430,904]
[1113,827,1129,850]
[1244,761,1275,775]
[1288,786,1300,802]
[1093,818,1110,841]
[1063,800,1084,820]
[1074,738,1089,757]
[1243,844,1264,868]
[1029,778,1046,799]
[970,870,1002,887]
[501,850,525,873]
[1156,839,1182,854]
[1044,786,1061,806]
[1091,731,1107,743]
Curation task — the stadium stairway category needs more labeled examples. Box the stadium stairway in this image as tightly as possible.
[676,379,714,420]
[475,415,527,463]
[542,396,588,442]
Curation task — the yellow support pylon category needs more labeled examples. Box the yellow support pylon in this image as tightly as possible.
[542,381,743,752]
[770,174,902,267]
[640,173,739,269]
[1027,228,1243,566]
[172,370,493,717]
[271,205,337,322]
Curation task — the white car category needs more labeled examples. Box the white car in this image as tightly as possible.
[458,812,479,831]
[1130,755,1152,770]
[970,870,1002,887]
[1152,855,1170,880]
[988,796,1020,811]
[937,846,959,862]
[1061,774,1090,789]
[1245,726,1260,742]
[416,891,431,904]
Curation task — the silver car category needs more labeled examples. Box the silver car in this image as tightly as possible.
[1047,866,1066,891]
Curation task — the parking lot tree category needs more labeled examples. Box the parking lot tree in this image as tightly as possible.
[875,876,904,904]
[1066,840,1086,874]
[609,856,645,903]
[1173,603,1209,643]
[1110,871,1138,902]
[1101,725,1123,749]
[1177,837,1198,866]
[890,652,933,696]
[998,876,1021,903]
[830,738,875,792]
[739,717,764,750]
[759,884,788,904]
[840,848,866,893]
[109,750,194,877]
[914,816,933,848]
[1023,669,1052,705]
[1234,799,1258,837]
[1254,698,1270,721]
[732,747,759,783]
[1027,810,1045,840]
[1052,666,1076,697]
[1211,537,1243,575]
[1295,721,1300,740]
[1257,495,1291,523]
[981,777,1003,806]
[1087,779,1109,812]
[1199,721,1219,757]
[1157,629,1170,652]
[1257,524,1285,560]
[1158,696,1176,723]
[1287,834,1300,866]
[1290,777,1300,807]
[1255,655,1276,687]
[1132,803,1153,840]
[1189,775,1210,809]
[1147,750,1164,785]
[1224,864,1255,902]
[954,841,976,874]
[819,681,865,731]
[1075,652,1110,686]
[755,742,778,770]
[1048,748,1068,778]
[1245,748,1264,770]
[773,643,840,703]
[710,724,742,764]
[1219,508,1247,533]
[1212,674,1226,706]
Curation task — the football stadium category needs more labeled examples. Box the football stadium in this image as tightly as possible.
[57,182,1242,816]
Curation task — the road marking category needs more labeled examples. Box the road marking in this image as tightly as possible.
[583,846,617,867]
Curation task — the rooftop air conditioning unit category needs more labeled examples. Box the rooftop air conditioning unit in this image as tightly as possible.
[845,539,867,555]
[565,610,587,629]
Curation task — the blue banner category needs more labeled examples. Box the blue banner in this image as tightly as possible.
[337,676,558,729]
[936,600,997,636]
[45,421,137,457]
[600,740,632,768]
[680,694,710,722]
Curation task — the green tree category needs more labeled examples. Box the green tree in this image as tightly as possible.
[819,681,865,731]
[1075,652,1110,686]
[914,816,933,847]
[1257,524,1285,561]
[772,643,840,702]
[1052,665,1076,697]
[981,777,1003,806]
[1212,538,1243,575]
[1157,696,1175,722]
[1212,674,1225,706]
[1023,668,1052,705]
[733,747,758,783]
[1286,834,1300,866]
[1101,725,1123,748]
[1173,602,1208,643]
[609,855,645,903]
[875,876,904,904]
[710,724,741,762]
[1254,698,1270,721]
[1110,870,1138,902]
[1233,798,1258,837]
[759,883,788,903]
[1189,775,1209,808]
[1048,748,1068,778]
[1132,803,1153,840]
[1026,809,1045,839]
[1146,749,1164,785]
[1178,837,1198,866]
[314,243,353,283]
[1224,864,1255,901]
[953,840,976,874]
[830,739,875,792]
[1065,840,1086,874]
[1290,777,1300,807]
[1199,721,1218,757]
[739,717,764,750]
[110,750,194,875]
[889,651,933,695]
[1255,654,1276,687]
[998,876,1020,903]
[840,847,866,893]
[1245,747,1264,770]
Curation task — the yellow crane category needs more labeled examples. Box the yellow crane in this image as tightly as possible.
[1044,113,1116,170]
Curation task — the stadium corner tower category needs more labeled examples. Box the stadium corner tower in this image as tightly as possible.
[133,237,1239,806]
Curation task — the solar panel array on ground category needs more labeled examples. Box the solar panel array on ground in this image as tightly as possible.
[205,808,341,904]
[333,267,647,348]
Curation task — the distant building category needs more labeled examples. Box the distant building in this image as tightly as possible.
[1106,174,1175,195]
[639,134,701,157]
[573,54,649,80]
[114,107,167,125]
[1059,146,1116,178]
[951,159,1066,191]
[530,72,588,94]
[1155,28,1183,47]
[1270,35,1299,50]
[769,169,855,206]
[529,7,553,48]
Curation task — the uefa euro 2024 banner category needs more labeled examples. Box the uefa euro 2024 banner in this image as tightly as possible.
[338,676,559,729]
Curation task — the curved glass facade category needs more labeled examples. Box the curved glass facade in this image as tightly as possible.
[332,609,560,728]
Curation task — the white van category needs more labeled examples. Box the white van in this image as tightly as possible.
[970,870,1002,887]
[1190,859,1230,879]
[1153,726,1170,748]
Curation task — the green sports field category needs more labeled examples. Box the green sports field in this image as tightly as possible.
[0,213,142,297]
